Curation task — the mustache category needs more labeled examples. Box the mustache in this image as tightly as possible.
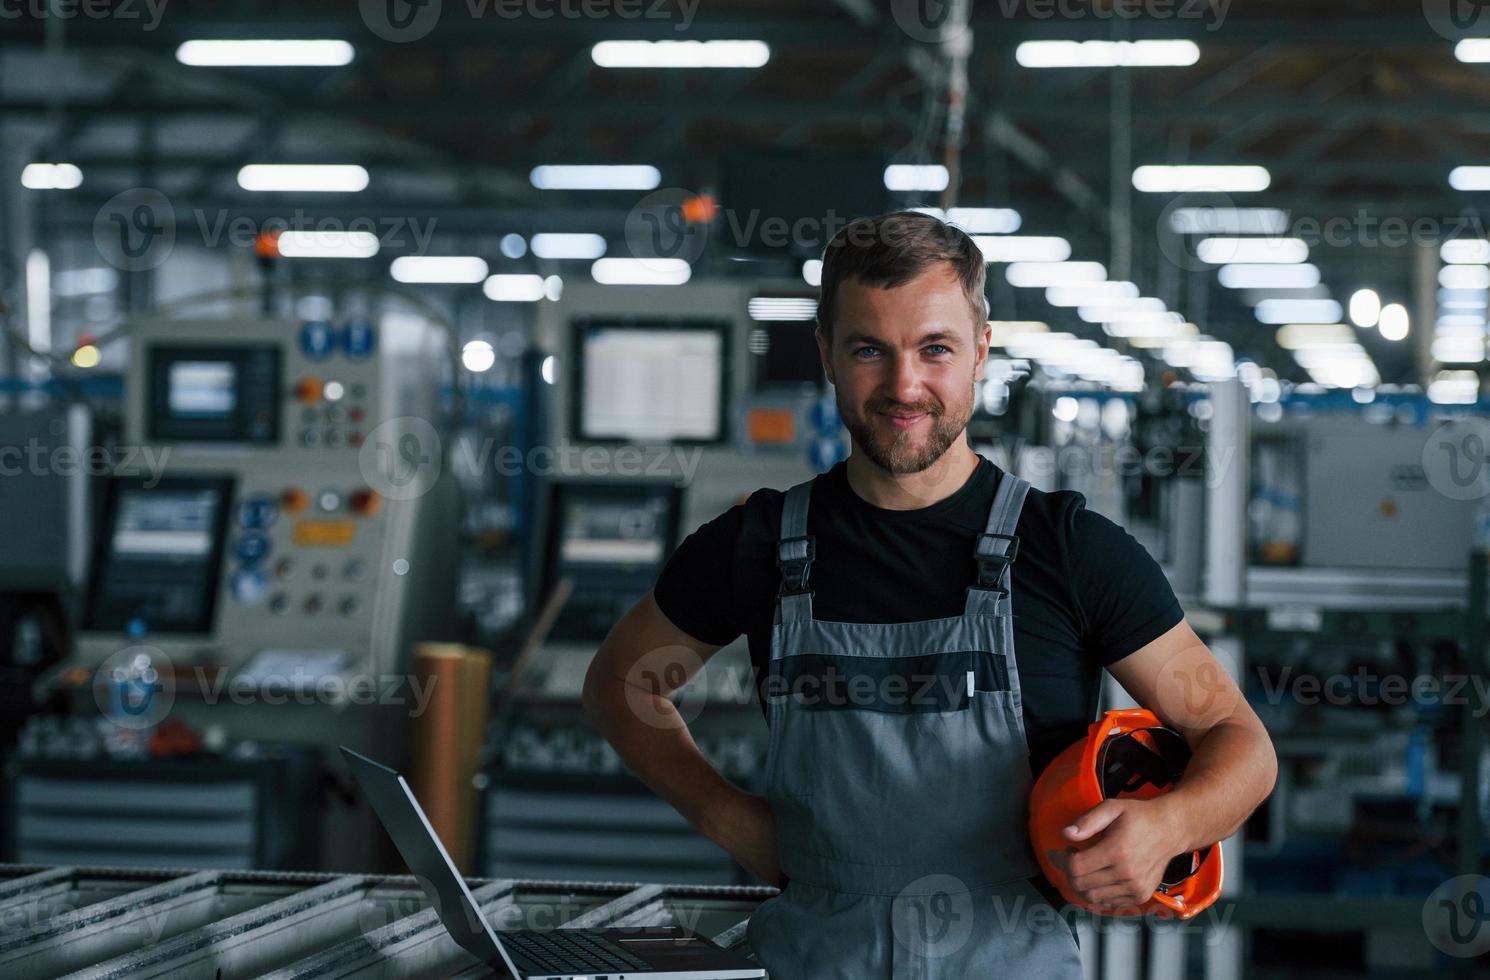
[870,403,939,416]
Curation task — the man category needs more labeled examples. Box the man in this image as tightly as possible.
[583,211,1276,977]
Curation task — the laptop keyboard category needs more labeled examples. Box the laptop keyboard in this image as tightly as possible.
[502,929,650,975]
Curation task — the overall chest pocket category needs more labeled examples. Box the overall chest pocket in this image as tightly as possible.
[768,649,1009,714]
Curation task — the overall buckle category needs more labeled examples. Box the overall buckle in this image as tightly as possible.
[973,532,1019,592]
[776,534,816,596]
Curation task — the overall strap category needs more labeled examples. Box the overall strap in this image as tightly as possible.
[776,480,815,624]
[965,470,1030,614]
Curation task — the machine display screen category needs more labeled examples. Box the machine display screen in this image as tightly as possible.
[541,481,682,642]
[83,476,235,634]
[557,495,671,568]
[167,361,238,417]
[573,320,727,443]
[148,344,281,443]
[753,320,824,390]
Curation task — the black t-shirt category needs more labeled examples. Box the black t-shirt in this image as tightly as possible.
[653,455,1185,778]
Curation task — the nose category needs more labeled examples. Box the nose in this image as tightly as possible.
[885,351,926,406]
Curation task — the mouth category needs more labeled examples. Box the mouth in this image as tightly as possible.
[879,411,928,430]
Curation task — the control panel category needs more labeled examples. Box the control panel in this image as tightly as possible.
[76,314,459,676]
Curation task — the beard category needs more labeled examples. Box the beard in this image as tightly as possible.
[840,388,974,475]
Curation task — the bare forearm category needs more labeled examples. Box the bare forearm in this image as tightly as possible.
[1155,719,1277,853]
[583,678,742,840]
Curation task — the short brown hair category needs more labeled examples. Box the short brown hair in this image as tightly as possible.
[815,210,987,343]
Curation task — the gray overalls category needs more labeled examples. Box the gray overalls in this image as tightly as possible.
[746,469,1084,978]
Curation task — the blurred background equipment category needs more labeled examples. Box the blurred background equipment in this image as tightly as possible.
[0,2,1488,978]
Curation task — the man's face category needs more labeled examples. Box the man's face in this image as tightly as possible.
[818,263,990,475]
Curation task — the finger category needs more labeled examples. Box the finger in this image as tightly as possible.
[1063,800,1124,842]
[1067,839,1121,878]
[1087,886,1145,911]
[1069,867,1125,893]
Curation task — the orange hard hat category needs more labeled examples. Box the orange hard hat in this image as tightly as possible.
[1028,708,1223,919]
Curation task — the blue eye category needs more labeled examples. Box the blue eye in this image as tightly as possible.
[927,345,951,355]
[854,346,881,358]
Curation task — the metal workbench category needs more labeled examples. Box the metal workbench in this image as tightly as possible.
[0,863,771,979]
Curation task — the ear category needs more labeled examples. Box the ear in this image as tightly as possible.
[973,318,991,384]
[815,325,835,386]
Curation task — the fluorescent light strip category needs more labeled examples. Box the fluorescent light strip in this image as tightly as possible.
[1440,265,1490,289]
[238,164,368,192]
[1450,166,1490,191]
[484,275,545,302]
[921,207,1023,234]
[1432,336,1486,363]
[885,164,949,192]
[1276,323,1354,349]
[1441,239,1490,264]
[1255,298,1343,325]
[1133,165,1270,193]
[1168,207,1288,235]
[21,163,82,190]
[389,256,488,284]
[1005,261,1107,288]
[975,236,1070,263]
[591,40,769,68]
[530,165,661,191]
[988,321,1049,347]
[1015,40,1199,68]
[1046,281,1139,307]
[1196,237,1307,264]
[1217,263,1320,290]
[748,297,818,321]
[1078,298,1167,324]
[1439,287,1487,305]
[276,230,379,258]
[1430,372,1481,403]
[176,39,355,67]
[530,233,606,260]
[591,258,691,285]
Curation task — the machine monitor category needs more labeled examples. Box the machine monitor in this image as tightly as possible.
[540,481,683,642]
[147,343,281,443]
[751,320,824,391]
[83,475,235,634]
[571,318,728,444]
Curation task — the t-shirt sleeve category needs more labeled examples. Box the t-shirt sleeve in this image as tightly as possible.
[1063,496,1184,666]
[652,504,747,646]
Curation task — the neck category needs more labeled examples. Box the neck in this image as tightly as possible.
[844,439,981,510]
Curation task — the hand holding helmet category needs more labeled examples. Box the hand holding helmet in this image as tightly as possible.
[1028,708,1224,919]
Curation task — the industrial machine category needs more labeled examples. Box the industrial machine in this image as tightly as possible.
[468,283,830,885]
[37,311,462,870]
[71,313,459,675]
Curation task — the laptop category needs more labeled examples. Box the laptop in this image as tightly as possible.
[341,747,766,980]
